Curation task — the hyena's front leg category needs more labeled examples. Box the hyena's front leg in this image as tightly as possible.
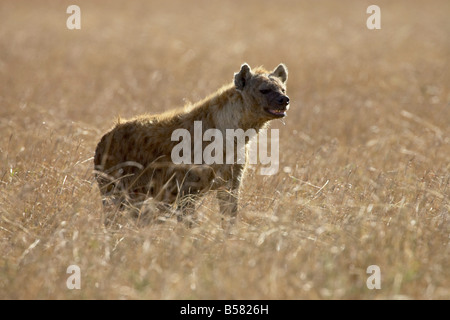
[176,165,215,227]
[217,188,238,218]
[217,164,244,227]
[176,195,198,227]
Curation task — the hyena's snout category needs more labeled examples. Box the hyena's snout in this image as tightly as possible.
[276,94,290,108]
[266,93,290,118]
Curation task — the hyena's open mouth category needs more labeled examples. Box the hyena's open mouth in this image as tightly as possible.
[265,94,290,117]
[265,106,288,117]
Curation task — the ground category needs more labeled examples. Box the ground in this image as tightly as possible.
[0,0,448,299]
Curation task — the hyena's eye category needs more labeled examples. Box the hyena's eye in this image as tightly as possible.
[260,89,271,94]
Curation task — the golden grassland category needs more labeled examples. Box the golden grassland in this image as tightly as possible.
[0,0,448,299]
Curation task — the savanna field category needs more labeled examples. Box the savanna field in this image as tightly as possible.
[0,0,448,299]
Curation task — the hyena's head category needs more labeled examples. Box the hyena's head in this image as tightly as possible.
[234,63,289,119]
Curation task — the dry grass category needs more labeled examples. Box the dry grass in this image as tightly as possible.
[0,0,449,299]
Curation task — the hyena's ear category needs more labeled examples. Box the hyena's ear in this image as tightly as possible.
[270,63,288,84]
[234,63,252,91]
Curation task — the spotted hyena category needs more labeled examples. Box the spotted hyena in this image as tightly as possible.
[94,63,289,225]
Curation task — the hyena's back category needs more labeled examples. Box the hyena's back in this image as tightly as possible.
[94,118,215,207]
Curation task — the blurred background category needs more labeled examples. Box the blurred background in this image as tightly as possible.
[2,0,448,129]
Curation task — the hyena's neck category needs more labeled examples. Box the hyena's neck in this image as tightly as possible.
[193,84,266,132]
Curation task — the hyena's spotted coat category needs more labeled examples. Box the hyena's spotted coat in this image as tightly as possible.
[94,63,289,224]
